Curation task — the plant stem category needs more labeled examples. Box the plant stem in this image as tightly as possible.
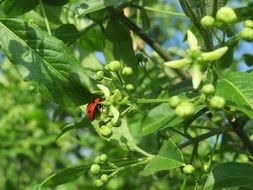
[109,8,188,79]
[136,98,170,104]
[39,0,52,36]
[179,127,227,149]
[180,176,188,190]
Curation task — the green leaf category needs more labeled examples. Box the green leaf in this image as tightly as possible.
[0,18,95,106]
[204,162,253,190]
[143,139,185,176]
[42,0,69,7]
[54,24,80,45]
[2,0,39,16]
[216,72,253,119]
[142,103,183,136]
[40,165,90,187]
[78,0,126,16]
[243,54,253,66]
[140,9,150,31]
[104,19,138,71]
[56,117,92,140]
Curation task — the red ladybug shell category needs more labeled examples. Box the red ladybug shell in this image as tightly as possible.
[86,98,102,121]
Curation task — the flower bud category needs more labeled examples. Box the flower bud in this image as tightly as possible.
[212,112,223,123]
[209,96,225,109]
[96,71,104,81]
[169,96,181,108]
[201,47,228,61]
[187,30,199,51]
[164,58,191,69]
[201,84,215,95]
[110,105,120,124]
[201,15,215,29]
[240,27,253,41]
[216,7,237,24]
[244,20,253,28]
[175,102,195,118]
[100,125,113,138]
[183,164,195,175]
[108,61,122,71]
[111,89,122,101]
[191,64,202,89]
[100,174,109,183]
[99,154,108,162]
[94,156,101,164]
[94,179,104,187]
[122,67,133,76]
[126,84,134,91]
[90,164,101,174]
[97,84,110,98]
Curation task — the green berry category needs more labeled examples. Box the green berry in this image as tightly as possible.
[122,67,133,76]
[244,20,253,28]
[90,164,101,174]
[201,84,215,95]
[126,84,134,91]
[94,179,104,187]
[169,96,181,108]
[216,7,237,24]
[96,71,104,81]
[209,96,225,109]
[100,125,113,138]
[94,156,101,164]
[99,154,108,162]
[201,15,215,28]
[108,61,122,71]
[175,102,195,118]
[100,174,109,183]
[240,27,253,41]
[183,164,195,175]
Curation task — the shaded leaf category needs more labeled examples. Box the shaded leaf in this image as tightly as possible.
[54,24,80,45]
[216,72,253,119]
[78,0,126,16]
[204,162,253,190]
[56,117,92,140]
[243,54,253,66]
[42,0,69,7]
[104,19,138,71]
[40,165,90,187]
[143,139,185,176]
[2,0,39,16]
[140,9,150,31]
[0,18,95,106]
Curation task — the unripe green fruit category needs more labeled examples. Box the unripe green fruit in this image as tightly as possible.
[216,7,237,24]
[90,164,101,174]
[100,125,113,138]
[94,179,104,187]
[100,174,109,183]
[201,84,215,95]
[96,71,104,81]
[169,96,181,108]
[201,15,215,28]
[240,27,253,41]
[108,61,122,71]
[94,156,101,164]
[99,154,108,162]
[209,96,225,109]
[126,84,134,91]
[175,102,195,118]
[183,164,195,175]
[244,20,253,28]
[122,67,133,76]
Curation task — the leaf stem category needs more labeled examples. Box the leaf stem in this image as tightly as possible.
[136,98,170,104]
[179,127,227,149]
[39,0,52,36]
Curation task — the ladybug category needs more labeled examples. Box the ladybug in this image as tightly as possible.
[86,97,102,121]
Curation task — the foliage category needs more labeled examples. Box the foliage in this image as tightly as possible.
[0,0,253,189]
